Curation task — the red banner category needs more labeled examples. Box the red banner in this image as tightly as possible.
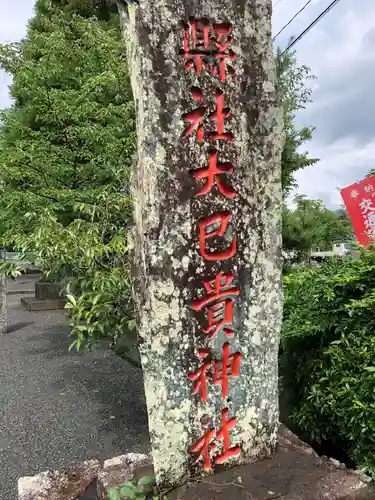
[340,175,375,246]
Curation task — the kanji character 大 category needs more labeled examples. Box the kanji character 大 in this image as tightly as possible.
[191,150,236,198]
[189,408,241,470]
[188,343,242,401]
[198,212,236,261]
[192,272,239,340]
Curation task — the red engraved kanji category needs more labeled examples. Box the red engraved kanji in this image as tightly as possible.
[182,20,236,81]
[188,343,241,401]
[198,212,236,261]
[192,272,239,340]
[187,348,211,402]
[182,19,210,77]
[191,150,236,198]
[182,87,206,144]
[214,342,241,400]
[208,89,234,142]
[189,408,241,470]
[210,23,236,82]
[215,408,241,465]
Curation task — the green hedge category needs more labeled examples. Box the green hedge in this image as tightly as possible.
[281,249,375,477]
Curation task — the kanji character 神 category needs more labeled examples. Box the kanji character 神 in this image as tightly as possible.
[192,272,239,339]
[198,212,236,261]
[191,150,236,198]
[182,19,236,81]
[188,343,241,401]
[365,184,374,193]
[189,408,241,470]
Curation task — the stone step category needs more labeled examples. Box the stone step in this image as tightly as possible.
[20,297,66,311]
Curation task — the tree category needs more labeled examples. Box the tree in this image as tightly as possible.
[276,47,319,196]
[282,195,354,260]
[0,0,136,349]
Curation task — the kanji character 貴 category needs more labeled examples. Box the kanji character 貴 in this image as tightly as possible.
[192,272,239,339]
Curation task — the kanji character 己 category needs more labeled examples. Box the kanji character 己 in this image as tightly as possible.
[189,408,241,470]
[198,212,236,261]
[192,272,239,339]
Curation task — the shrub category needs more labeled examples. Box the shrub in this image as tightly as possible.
[281,248,375,477]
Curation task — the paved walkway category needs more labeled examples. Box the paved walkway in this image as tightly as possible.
[0,278,149,500]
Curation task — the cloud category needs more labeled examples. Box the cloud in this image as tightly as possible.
[274,0,375,208]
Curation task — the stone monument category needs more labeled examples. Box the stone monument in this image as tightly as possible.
[118,0,283,488]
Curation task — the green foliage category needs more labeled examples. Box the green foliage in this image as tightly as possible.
[282,195,354,260]
[0,2,136,349]
[107,475,168,500]
[281,249,375,477]
[276,47,319,195]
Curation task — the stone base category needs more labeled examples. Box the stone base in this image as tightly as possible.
[35,282,63,300]
[17,427,375,500]
[21,296,66,311]
[18,460,100,500]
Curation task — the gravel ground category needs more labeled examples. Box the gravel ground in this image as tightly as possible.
[0,282,149,500]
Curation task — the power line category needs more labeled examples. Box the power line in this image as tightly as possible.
[273,0,313,42]
[281,0,342,55]
[273,0,284,10]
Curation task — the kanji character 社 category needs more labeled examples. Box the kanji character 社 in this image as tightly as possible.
[191,150,236,198]
[208,89,234,142]
[182,87,206,144]
[188,343,242,401]
[198,212,236,261]
[192,272,239,339]
[189,408,241,470]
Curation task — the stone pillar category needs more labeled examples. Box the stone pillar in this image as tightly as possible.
[118,0,282,488]
[0,249,7,334]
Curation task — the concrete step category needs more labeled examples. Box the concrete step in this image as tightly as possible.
[21,297,66,311]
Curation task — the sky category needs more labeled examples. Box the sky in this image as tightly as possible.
[0,0,373,209]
